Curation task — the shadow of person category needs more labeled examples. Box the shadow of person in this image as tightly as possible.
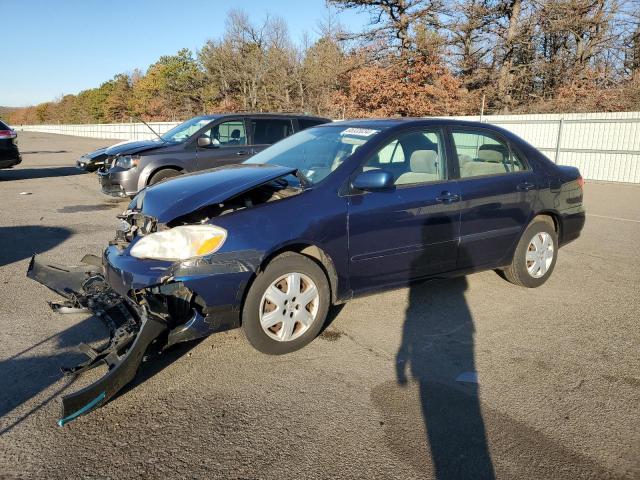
[394,220,495,478]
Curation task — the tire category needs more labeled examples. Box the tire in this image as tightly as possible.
[242,252,330,355]
[148,168,181,186]
[502,217,558,288]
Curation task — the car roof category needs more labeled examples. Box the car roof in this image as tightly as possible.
[198,113,331,121]
[325,118,500,129]
[318,117,518,140]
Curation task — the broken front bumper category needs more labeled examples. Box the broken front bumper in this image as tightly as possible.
[27,255,169,426]
[27,244,259,425]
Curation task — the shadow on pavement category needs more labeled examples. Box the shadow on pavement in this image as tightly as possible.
[21,150,69,154]
[0,226,72,267]
[372,216,495,478]
[393,277,495,479]
[0,315,107,434]
[0,167,85,181]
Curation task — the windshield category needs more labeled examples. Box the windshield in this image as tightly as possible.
[245,125,382,184]
[160,117,212,143]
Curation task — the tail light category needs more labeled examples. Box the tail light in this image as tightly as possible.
[0,129,17,139]
[577,176,585,189]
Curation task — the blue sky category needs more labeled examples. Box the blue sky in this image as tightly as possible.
[1,0,368,107]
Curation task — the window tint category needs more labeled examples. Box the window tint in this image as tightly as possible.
[205,120,246,146]
[363,129,446,186]
[251,119,294,144]
[452,130,526,178]
[298,119,327,130]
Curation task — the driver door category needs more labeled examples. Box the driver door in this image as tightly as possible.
[347,128,461,292]
[195,119,251,170]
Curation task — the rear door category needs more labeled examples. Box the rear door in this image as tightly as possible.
[195,118,251,170]
[248,117,295,155]
[450,126,537,269]
[347,127,461,292]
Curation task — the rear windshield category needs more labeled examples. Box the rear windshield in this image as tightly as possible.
[0,120,9,130]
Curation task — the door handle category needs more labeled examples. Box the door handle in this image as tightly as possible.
[517,182,536,191]
[236,150,249,156]
[435,192,460,203]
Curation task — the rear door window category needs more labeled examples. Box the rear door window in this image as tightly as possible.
[451,129,527,178]
[251,119,294,145]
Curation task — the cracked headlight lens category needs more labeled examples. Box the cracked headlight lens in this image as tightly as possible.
[130,225,227,261]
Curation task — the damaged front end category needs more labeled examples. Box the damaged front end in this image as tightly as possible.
[27,252,234,426]
[27,165,303,425]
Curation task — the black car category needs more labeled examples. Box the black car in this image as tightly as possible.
[0,120,21,169]
[97,113,330,197]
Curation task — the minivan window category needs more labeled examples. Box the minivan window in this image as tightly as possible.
[160,117,211,143]
[206,120,247,146]
[251,119,294,145]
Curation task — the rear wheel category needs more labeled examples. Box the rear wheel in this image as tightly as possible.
[501,217,558,288]
[148,168,181,186]
[242,252,330,355]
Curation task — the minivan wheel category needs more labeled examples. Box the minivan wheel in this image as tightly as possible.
[242,252,330,355]
[501,217,558,288]
[148,168,181,185]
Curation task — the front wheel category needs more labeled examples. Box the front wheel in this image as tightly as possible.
[242,252,330,355]
[148,168,181,186]
[501,217,558,288]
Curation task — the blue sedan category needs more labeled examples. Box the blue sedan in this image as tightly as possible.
[29,118,585,424]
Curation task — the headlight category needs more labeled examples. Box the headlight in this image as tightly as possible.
[129,225,227,261]
[115,155,140,169]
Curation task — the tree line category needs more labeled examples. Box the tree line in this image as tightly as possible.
[6,0,640,125]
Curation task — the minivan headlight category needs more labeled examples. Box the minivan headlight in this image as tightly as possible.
[115,155,139,169]
[130,225,227,261]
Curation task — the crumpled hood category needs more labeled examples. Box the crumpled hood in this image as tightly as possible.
[105,139,165,156]
[139,164,298,223]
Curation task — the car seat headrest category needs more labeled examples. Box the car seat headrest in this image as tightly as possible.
[410,150,439,174]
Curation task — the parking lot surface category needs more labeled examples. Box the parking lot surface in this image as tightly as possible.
[0,132,638,479]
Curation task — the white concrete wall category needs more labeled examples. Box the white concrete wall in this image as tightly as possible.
[13,111,640,183]
[15,122,182,141]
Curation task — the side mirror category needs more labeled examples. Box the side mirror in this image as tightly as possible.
[352,169,394,192]
[197,136,212,147]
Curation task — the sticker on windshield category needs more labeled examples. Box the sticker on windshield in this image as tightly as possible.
[340,127,379,137]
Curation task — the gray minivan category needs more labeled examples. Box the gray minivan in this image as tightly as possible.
[98,113,330,197]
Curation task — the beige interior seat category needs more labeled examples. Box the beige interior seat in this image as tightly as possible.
[395,150,440,185]
[461,145,509,177]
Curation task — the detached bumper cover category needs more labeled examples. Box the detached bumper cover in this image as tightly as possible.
[26,248,253,425]
[27,255,169,426]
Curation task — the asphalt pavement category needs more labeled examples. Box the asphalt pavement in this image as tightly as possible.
[0,132,638,479]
